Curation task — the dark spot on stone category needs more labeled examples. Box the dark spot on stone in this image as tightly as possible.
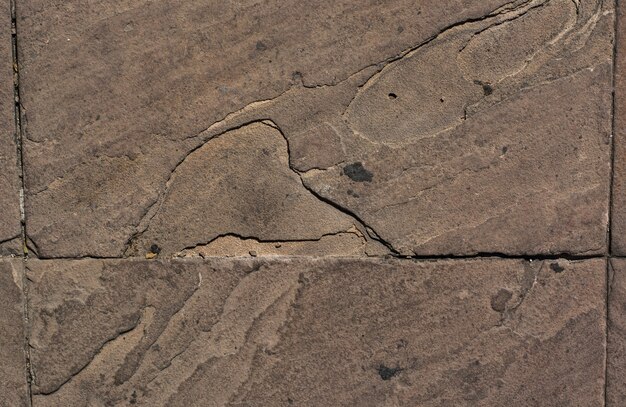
[397,26,404,33]
[248,262,264,274]
[262,148,270,156]
[347,189,360,198]
[388,92,397,100]
[473,80,493,96]
[287,398,294,404]
[501,146,508,154]
[150,244,161,254]
[550,263,565,273]
[377,364,402,380]
[440,97,445,103]
[343,162,373,182]
[292,71,303,82]
[129,390,137,405]
[490,288,513,312]
[256,41,267,51]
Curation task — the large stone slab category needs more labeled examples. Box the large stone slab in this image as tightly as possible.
[0,0,22,255]
[18,0,613,258]
[28,257,605,406]
[0,260,29,406]
[611,0,626,255]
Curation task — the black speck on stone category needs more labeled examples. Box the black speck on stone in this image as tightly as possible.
[343,162,373,182]
[150,244,161,254]
[377,364,402,380]
[256,41,268,51]
[550,263,565,273]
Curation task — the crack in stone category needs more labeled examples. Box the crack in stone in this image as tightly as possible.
[124,119,398,257]
[458,0,548,54]
[0,234,21,246]
[34,315,142,396]
[119,0,605,261]
[343,0,545,114]
[174,228,367,257]
[123,0,548,253]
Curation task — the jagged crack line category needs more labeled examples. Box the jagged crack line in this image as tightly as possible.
[124,118,272,253]
[344,0,544,112]
[183,0,541,145]
[35,319,141,396]
[177,229,366,254]
[126,1,546,254]
[261,121,402,255]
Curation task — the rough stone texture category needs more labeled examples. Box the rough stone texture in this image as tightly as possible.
[28,257,605,406]
[0,0,22,255]
[611,0,626,255]
[175,228,388,258]
[126,121,376,257]
[0,260,29,406]
[18,0,614,258]
[608,258,626,405]
[209,0,614,257]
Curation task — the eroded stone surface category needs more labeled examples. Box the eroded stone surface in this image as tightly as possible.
[294,0,613,256]
[28,257,605,406]
[0,260,28,406]
[608,258,626,405]
[201,0,614,257]
[611,0,626,255]
[175,227,390,258]
[18,0,612,258]
[0,0,21,255]
[127,122,368,257]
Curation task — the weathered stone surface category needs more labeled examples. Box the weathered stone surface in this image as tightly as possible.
[175,228,388,258]
[18,0,612,258]
[0,0,21,255]
[309,0,608,257]
[611,0,626,255]
[126,121,371,257]
[608,258,626,405]
[0,260,28,406]
[224,0,612,257]
[28,257,605,406]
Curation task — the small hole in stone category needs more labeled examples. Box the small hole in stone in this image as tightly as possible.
[388,93,397,100]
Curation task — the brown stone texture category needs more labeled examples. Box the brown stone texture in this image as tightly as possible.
[27,257,605,406]
[0,0,21,255]
[0,260,29,406]
[609,258,626,405]
[8,0,623,404]
[17,0,614,258]
[612,0,626,255]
